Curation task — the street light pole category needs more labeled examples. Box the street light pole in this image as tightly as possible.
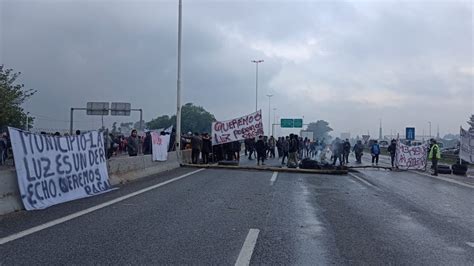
[266,94,273,136]
[272,107,277,137]
[176,0,183,155]
[251,59,264,112]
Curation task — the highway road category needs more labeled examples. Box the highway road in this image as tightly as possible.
[1,162,473,265]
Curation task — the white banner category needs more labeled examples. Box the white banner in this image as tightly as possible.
[395,140,429,170]
[212,110,264,145]
[151,131,170,161]
[8,127,112,210]
[460,127,474,163]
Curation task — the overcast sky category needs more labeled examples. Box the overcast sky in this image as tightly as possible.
[1,0,472,137]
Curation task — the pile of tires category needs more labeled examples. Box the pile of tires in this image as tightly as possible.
[437,165,452,174]
[451,164,468,176]
[299,159,321,169]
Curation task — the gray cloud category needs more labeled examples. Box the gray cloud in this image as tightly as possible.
[1,0,472,137]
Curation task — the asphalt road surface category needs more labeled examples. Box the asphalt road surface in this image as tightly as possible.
[1,163,473,265]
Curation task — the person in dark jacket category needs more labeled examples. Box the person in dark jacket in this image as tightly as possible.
[201,133,211,164]
[281,136,289,165]
[288,134,299,166]
[371,140,381,165]
[332,138,343,166]
[232,140,241,161]
[191,132,202,164]
[127,129,139,156]
[256,135,266,166]
[343,139,351,164]
[247,138,255,160]
[387,139,397,167]
[353,140,364,163]
[143,132,152,155]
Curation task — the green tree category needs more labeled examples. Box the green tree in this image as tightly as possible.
[0,65,36,131]
[468,114,474,131]
[306,120,333,141]
[147,115,175,130]
[146,103,216,133]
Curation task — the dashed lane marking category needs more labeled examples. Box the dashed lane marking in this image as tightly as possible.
[235,229,260,266]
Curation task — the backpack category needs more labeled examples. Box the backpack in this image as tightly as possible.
[372,144,380,155]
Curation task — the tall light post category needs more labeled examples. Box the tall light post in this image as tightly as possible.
[272,107,277,137]
[251,59,264,112]
[266,94,273,136]
[176,0,183,154]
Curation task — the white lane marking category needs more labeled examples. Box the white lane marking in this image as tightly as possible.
[466,242,474,248]
[235,229,260,266]
[270,171,278,186]
[349,173,379,190]
[0,168,206,245]
[410,171,474,189]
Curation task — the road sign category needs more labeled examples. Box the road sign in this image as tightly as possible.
[281,119,294,128]
[362,135,370,144]
[111,102,131,116]
[406,127,415,140]
[293,119,303,128]
[281,118,303,128]
[86,102,109,116]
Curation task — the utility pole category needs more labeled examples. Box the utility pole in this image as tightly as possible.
[251,60,264,112]
[266,94,273,136]
[176,0,183,154]
[272,107,277,137]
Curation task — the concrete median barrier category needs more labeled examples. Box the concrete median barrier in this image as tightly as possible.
[0,168,23,215]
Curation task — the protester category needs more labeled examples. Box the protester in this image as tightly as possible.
[353,140,364,163]
[0,133,7,165]
[276,137,282,158]
[371,140,381,165]
[143,132,152,155]
[332,138,343,166]
[247,137,255,160]
[256,135,266,166]
[343,139,351,164]
[232,140,241,161]
[387,139,397,167]
[268,136,276,158]
[281,136,289,165]
[298,137,304,159]
[127,129,139,156]
[191,132,202,164]
[288,134,299,167]
[201,133,211,164]
[429,139,441,176]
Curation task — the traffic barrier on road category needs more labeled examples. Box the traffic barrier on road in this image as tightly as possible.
[0,168,23,215]
[108,152,179,185]
[182,163,348,175]
[0,152,181,215]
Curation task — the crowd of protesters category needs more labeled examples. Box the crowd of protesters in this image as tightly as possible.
[0,126,400,169]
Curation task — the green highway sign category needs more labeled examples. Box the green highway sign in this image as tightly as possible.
[293,119,303,128]
[281,118,294,128]
[280,118,303,128]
